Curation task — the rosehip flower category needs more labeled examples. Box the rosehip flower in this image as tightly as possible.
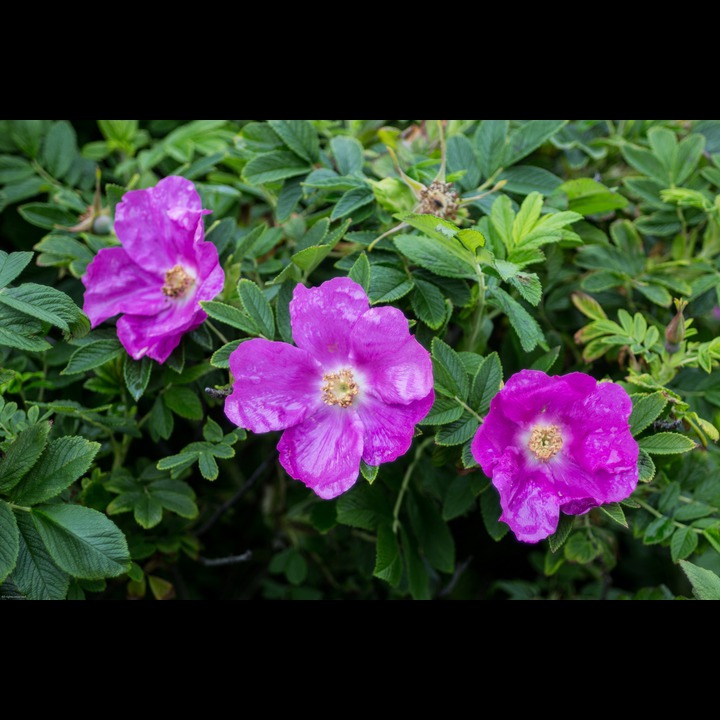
[471,369,639,543]
[82,176,225,363]
[223,277,434,499]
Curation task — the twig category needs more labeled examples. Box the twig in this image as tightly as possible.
[198,551,252,567]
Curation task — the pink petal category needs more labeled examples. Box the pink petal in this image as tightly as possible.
[193,240,225,299]
[277,407,364,499]
[82,247,165,326]
[224,339,322,433]
[350,306,434,404]
[357,391,434,465]
[114,176,208,273]
[289,277,369,364]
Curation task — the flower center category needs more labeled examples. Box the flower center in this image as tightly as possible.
[162,264,194,298]
[528,424,563,461]
[321,368,359,408]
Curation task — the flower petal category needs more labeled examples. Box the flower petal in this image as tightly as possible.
[491,449,561,543]
[82,247,165,326]
[357,390,434,465]
[278,407,364,499]
[289,277,369,364]
[350,306,434,404]
[116,311,203,363]
[193,239,225,300]
[224,339,322,433]
[113,176,208,273]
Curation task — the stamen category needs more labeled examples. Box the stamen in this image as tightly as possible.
[528,424,563,461]
[321,368,359,408]
[163,264,194,298]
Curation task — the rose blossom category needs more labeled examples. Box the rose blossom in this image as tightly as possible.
[224,277,435,499]
[82,175,224,363]
[471,369,639,543]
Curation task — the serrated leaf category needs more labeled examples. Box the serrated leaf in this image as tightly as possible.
[564,532,601,563]
[0,250,33,289]
[11,512,69,600]
[599,502,628,527]
[348,253,371,294]
[330,186,374,221]
[571,291,608,321]
[411,277,447,329]
[267,119,319,163]
[200,301,258,334]
[422,394,464,426]
[637,449,656,483]
[508,272,542,306]
[32,504,130,579]
[237,279,275,339]
[629,392,668,436]
[394,233,476,279]
[360,460,379,484]
[469,352,502,415]
[330,135,365,176]
[679,560,720,600]
[243,151,311,185]
[336,483,392,531]
[210,340,243,370]
[198,451,219,480]
[621,143,670,185]
[0,420,51,493]
[474,120,508,178]
[123,355,152,402]
[643,516,675,545]
[671,526,699,562]
[0,283,82,331]
[62,339,124,375]
[638,432,697,455]
[40,121,77,179]
[368,265,414,304]
[488,286,545,352]
[373,523,402,586]
[503,120,568,166]
[0,501,19,583]
[408,492,455,574]
[435,413,480,446]
[559,178,628,215]
[17,203,77,230]
[11,436,100,506]
[431,337,470,399]
[134,494,164,529]
[164,386,204,421]
[548,513,574,553]
[150,479,198,518]
[530,346,561,373]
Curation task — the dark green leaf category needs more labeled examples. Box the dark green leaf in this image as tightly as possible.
[394,233,476,279]
[629,392,668,437]
[480,485,509,541]
[643,516,675,545]
[621,143,670,184]
[164,386,204,421]
[503,120,568,166]
[348,253,371,294]
[435,413,480,446]
[0,421,51,493]
[0,282,82,331]
[469,352,503,415]
[637,449,656,483]
[0,501,19,583]
[447,134,480,189]
[548,513,574,553]
[331,135,365,176]
[243,151,311,185]
[336,483,392,531]
[671,526,699,563]
[373,524,403,586]
[488,286,545,352]
[442,475,482,520]
[431,337,470,399]
[411,278,447,329]
[563,532,601,563]
[422,394,464,426]
[0,250,33,289]
[408,492,455,574]
[368,265,414,304]
[599,502,628,527]
[123,355,152,402]
[679,560,720,600]
[330,186,374,221]
[267,119,319,163]
[40,121,77,179]
[400,527,431,600]
[17,203,77,230]
[237,279,275,339]
[200,300,258,335]
[62,339,124,375]
[498,165,563,195]
[474,120,508,178]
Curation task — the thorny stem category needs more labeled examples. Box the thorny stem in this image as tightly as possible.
[392,437,433,534]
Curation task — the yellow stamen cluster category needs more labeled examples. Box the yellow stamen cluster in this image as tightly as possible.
[163,264,193,298]
[418,181,460,220]
[528,424,563,461]
[321,368,359,408]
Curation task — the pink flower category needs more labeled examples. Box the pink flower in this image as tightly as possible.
[223,277,435,499]
[82,176,224,363]
[471,369,639,543]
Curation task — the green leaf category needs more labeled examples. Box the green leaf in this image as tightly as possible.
[498,165,563,195]
[11,436,100,506]
[198,451,219,480]
[422,395,464,426]
[0,420,51,493]
[0,282,82,331]
[400,527,431,600]
[571,291,607,320]
[508,272,542,306]
[408,492,455,574]
[671,526,699,563]
[488,286,545,352]
[62,339,124,375]
[237,279,275,339]
[0,500,19,583]
[447,134,481,189]
[548,514,574,553]
[621,143,670,185]
[123,355,152,402]
[360,460,379,484]
[473,120,509,178]
[679,560,720,600]
[637,449,656,483]
[635,282,673,307]
[12,512,69,600]
[40,121,77,179]
[0,250,33,289]
[243,151,311,185]
[558,178,628,215]
[330,135,365,176]
[512,192,544,245]
[629,392,668,436]
[336,483,392,531]
[469,352,503,415]
[673,134,705,185]
[200,300,258,335]
[373,524,402,586]
[530,346,561,373]
[17,203,77,230]
[431,337,470,399]
[330,186,375,221]
[164,386,204,420]
[599,502,628,528]
[638,432,697,455]
[435,413,480,446]
[643,516,675,545]
[394,233,476,279]
[442,474,483,520]
[31,504,131,579]
[267,119,319,163]
[134,494,164,529]
[564,532,601,563]
[411,278,447,330]
[149,396,173,441]
[203,417,224,443]
[503,120,568,166]
[0,306,51,352]
[150,479,198,518]
[368,265,414,304]
[348,253,371,294]
[480,485,509,541]
[210,339,243,369]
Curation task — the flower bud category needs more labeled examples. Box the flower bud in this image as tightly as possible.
[664,298,688,354]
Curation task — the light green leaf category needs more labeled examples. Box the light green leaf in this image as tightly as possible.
[0,500,19,583]
[11,436,101,506]
[629,392,668,436]
[267,119,319,163]
[679,560,720,600]
[368,265,414,304]
[411,277,447,329]
[599,502,628,528]
[638,432,697,455]
[348,253,371,294]
[32,504,131,579]
[0,420,51,493]
[200,300,258,335]
[394,233,476,279]
[0,250,33,289]
[12,512,69,600]
[512,192,544,246]
[210,339,243,369]
[558,178,629,215]
[237,279,275,339]
[243,151,311,185]
[360,460,379,485]
[331,135,365,176]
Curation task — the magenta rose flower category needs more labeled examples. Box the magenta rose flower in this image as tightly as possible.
[82,176,225,364]
[223,277,435,499]
[471,369,639,543]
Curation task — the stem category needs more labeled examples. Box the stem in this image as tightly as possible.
[392,437,433,534]
[464,269,486,352]
[206,321,230,345]
[368,221,406,252]
[8,503,31,512]
[454,396,484,424]
[634,497,703,534]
